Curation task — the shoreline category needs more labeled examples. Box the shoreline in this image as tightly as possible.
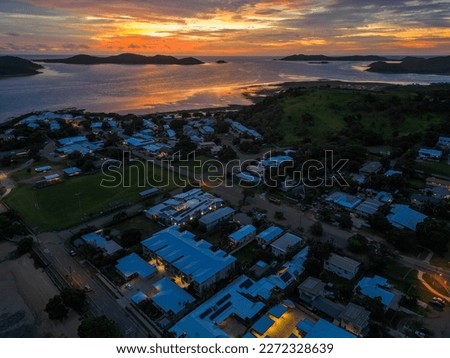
[1,80,447,126]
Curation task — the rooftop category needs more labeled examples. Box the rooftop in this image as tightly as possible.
[171,275,266,338]
[387,204,427,231]
[355,198,382,216]
[298,319,356,338]
[326,253,360,273]
[327,191,362,209]
[270,232,303,254]
[81,231,122,255]
[199,206,235,226]
[63,167,81,175]
[339,303,370,329]
[151,277,196,315]
[360,161,383,174]
[229,225,256,243]
[268,304,288,319]
[298,276,325,297]
[251,315,275,335]
[115,253,156,279]
[142,226,236,284]
[256,226,283,244]
[356,275,395,308]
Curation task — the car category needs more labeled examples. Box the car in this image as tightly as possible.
[84,284,92,292]
[69,250,77,256]
[429,300,444,309]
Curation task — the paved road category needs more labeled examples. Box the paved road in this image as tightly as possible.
[36,231,155,337]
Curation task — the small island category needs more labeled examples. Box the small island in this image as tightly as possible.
[35,53,204,66]
[216,60,228,64]
[367,56,450,75]
[0,56,43,77]
[280,54,391,62]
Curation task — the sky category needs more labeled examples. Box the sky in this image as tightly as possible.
[0,0,449,55]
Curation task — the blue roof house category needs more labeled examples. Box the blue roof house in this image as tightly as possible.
[150,277,196,316]
[115,253,156,280]
[356,275,397,309]
[387,204,427,231]
[256,226,283,245]
[228,225,256,245]
[297,319,356,338]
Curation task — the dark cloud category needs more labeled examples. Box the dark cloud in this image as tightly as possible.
[128,43,140,49]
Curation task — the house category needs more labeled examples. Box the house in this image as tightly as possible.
[171,275,266,338]
[57,136,88,146]
[326,191,362,210]
[145,188,223,226]
[249,260,271,279]
[228,225,256,245]
[81,231,123,255]
[437,136,450,148]
[149,277,196,317]
[339,303,370,337]
[251,315,275,336]
[324,253,360,280]
[270,232,303,257]
[298,277,325,304]
[297,318,356,338]
[198,207,235,231]
[387,204,427,231]
[384,169,402,177]
[236,171,261,185]
[141,226,236,295]
[356,275,399,310]
[115,253,157,280]
[260,155,293,168]
[63,167,81,177]
[426,176,450,189]
[256,226,283,245]
[35,165,53,173]
[359,161,383,175]
[355,198,382,217]
[418,148,443,161]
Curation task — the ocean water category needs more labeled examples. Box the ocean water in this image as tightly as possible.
[0,56,449,122]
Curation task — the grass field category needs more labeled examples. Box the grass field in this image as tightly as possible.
[11,159,65,181]
[4,164,180,232]
[279,89,444,146]
[415,160,450,177]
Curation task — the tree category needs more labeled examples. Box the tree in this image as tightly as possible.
[60,288,87,312]
[45,295,69,321]
[337,212,353,229]
[310,222,323,236]
[416,218,450,253]
[368,212,392,232]
[78,316,121,338]
[347,234,369,253]
[17,236,33,254]
[218,145,238,162]
[241,188,255,205]
[120,228,142,248]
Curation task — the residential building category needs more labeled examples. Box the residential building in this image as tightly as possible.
[81,231,123,255]
[270,232,303,257]
[149,277,196,317]
[326,191,362,210]
[198,207,235,231]
[145,188,223,226]
[297,319,356,338]
[256,226,284,246]
[426,176,450,189]
[228,225,256,245]
[324,253,361,280]
[355,198,382,217]
[359,161,383,175]
[338,303,370,337]
[418,148,442,161]
[35,165,53,173]
[63,167,81,177]
[171,275,266,338]
[437,136,450,148]
[298,276,326,304]
[115,253,156,280]
[356,275,400,310]
[387,204,427,231]
[141,226,236,295]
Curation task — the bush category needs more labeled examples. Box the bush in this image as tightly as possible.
[17,236,34,254]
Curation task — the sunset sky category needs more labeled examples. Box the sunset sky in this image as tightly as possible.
[0,0,449,55]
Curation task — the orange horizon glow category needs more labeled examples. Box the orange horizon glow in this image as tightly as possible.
[0,0,449,55]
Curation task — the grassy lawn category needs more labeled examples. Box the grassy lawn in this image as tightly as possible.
[279,88,444,146]
[233,241,260,266]
[108,215,163,238]
[4,164,179,232]
[415,160,450,177]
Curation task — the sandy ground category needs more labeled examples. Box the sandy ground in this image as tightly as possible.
[0,241,79,337]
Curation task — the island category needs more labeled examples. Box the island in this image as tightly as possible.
[0,56,43,77]
[367,56,450,75]
[216,60,228,64]
[35,53,204,66]
[279,54,391,62]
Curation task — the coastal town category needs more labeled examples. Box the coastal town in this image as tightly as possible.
[0,86,449,338]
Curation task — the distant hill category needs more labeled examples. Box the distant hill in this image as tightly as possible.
[36,53,204,65]
[280,54,391,62]
[0,56,43,77]
[367,56,450,75]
